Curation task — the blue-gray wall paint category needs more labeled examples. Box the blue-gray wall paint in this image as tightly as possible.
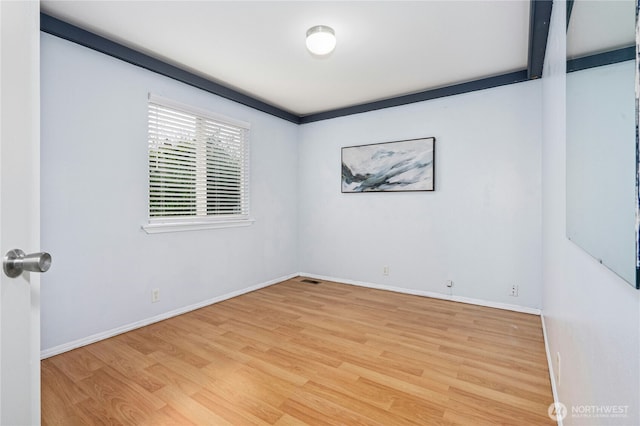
[40,34,300,351]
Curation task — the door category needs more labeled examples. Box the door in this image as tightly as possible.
[0,1,42,424]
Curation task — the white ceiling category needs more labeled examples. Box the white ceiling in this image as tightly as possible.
[567,0,635,60]
[41,1,531,116]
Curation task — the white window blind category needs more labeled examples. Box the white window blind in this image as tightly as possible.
[148,95,250,224]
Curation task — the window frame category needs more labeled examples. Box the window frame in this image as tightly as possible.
[142,94,253,234]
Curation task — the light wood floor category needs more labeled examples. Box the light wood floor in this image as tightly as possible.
[42,278,554,425]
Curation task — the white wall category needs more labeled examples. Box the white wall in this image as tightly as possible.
[541,2,640,425]
[298,81,543,310]
[40,34,299,352]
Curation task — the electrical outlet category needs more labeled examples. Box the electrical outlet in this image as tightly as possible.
[152,288,160,303]
[556,352,561,385]
[446,279,454,296]
[509,284,519,297]
[383,265,389,276]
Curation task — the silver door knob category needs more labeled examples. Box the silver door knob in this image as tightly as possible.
[3,249,51,278]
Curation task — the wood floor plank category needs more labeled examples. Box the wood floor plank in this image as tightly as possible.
[195,383,283,425]
[42,277,554,425]
[273,413,308,426]
[144,362,202,396]
[48,346,105,382]
[41,381,87,426]
[280,391,380,426]
[153,386,232,426]
[230,365,307,407]
[339,361,452,406]
[447,386,553,425]
[84,340,165,394]
[142,403,199,426]
[461,358,552,388]
[76,367,165,420]
[306,372,391,410]
[41,360,90,406]
[72,396,127,426]
[456,365,552,402]
[135,324,212,369]
[302,379,429,426]
[379,347,461,379]
[190,387,274,426]
[145,350,212,387]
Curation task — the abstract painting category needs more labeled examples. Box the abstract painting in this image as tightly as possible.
[341,137,435,192]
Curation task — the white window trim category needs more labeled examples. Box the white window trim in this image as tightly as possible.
[142,218,255,234]
[144,94,253,233]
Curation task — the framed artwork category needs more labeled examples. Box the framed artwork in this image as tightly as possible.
[341,137,435,193]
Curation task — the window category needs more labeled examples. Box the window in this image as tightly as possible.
[144,95,252,233]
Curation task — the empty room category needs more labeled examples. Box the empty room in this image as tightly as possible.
[1,0,639,425]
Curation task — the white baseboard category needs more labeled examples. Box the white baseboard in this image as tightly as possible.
[40,273,298,359]
[541,314,562,426]
[298,272,542,315]
[41,272,542,359]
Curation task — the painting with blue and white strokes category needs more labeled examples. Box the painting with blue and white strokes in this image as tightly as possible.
[341,137,435,192]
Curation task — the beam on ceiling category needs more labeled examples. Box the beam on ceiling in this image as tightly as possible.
[566,0,574,30]
[527,0,554,79]
[299,71,529,124]
[40,13,301,124]
[567,46,635,72]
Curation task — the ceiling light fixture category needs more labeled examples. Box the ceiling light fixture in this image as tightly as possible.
[306,25,336,56]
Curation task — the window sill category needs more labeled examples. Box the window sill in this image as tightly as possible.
[142,218,255,234]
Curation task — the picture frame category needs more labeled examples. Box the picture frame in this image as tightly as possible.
[341,137,435,193]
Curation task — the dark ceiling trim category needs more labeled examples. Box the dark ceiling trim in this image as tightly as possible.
[566,0,574,30]
[567,46,635,72]
[41,12,537,126]
[40,13,301,124]
[299,71,529,124]
[527,0,554,80]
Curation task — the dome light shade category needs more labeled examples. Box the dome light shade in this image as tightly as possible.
[306,25,336,56]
